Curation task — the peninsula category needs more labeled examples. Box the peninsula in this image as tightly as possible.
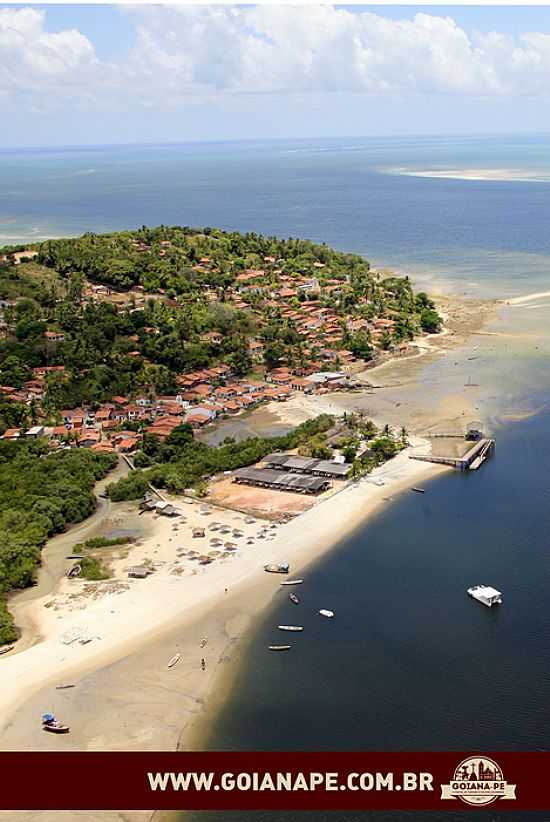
[0,226,490,764]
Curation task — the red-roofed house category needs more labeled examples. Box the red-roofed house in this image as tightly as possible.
[33,365,66,378]
[91,441,115,453]
[117,438,139,453]
[44,330,65,343]
[186,413,210,429]
[191,384,213,399]
[77,428,101,447]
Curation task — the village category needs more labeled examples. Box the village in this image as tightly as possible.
[0,363,366,452]
[0,241,428,453]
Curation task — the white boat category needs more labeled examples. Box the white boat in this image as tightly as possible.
[269,645,291,651]
[280,579,303,586]
[168,653,181,668]
[319,609,334,618]
[264,563,289,574]
[277,625,304,632]
[467,585,502,607]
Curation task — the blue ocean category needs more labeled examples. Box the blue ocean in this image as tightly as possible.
[3,135,550,299]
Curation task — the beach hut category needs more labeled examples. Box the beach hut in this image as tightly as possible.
[155,501,180,517]
[128,566,149,579]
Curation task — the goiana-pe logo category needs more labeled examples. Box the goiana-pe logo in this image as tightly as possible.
[440,756,516,806]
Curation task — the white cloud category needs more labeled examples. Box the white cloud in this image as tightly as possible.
[0,8,98,96]
[120,6,550,100]
[4,5,550,108]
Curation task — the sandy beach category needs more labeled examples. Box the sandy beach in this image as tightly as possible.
[0,436,445,734]
[387,167,550,183]
[261,292,497,437]
[0,436,446,822]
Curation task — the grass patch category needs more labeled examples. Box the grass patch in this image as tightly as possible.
[0,261,65,301]
[79,556,110,581]
[74,535,133,551]
[0,599,16,645]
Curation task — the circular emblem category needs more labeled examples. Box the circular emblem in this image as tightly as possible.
[443,756,510,806]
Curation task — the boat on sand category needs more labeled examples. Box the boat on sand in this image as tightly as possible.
[264,563,289,574]
[42,713,70,734]
[168,653,181,668]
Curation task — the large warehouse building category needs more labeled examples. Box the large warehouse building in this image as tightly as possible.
[262,453,351,479]
[233,467,331,495]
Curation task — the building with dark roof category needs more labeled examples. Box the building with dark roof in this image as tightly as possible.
[234,467,330,495]
[263,453,351,479]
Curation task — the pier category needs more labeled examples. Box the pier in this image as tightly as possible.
[409,438,495,471]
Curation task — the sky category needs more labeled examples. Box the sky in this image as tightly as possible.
[4,4,550,147]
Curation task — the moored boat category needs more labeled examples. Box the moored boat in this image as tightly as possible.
[42,713,70,734]
[288,592,300,604]
[280,579,303,586]
[467,585,502,607]
[319,609,334,618]
[264,563,289,574]
[277,625,304,632]
[268,645,291,651]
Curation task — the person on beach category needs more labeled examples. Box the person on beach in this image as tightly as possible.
[201,658,206,670]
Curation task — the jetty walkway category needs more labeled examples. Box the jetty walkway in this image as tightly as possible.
[409,438,495,471]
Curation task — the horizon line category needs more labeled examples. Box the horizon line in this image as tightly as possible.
[2,132,550,153]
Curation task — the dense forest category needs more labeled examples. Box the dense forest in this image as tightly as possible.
[0,443,117,643]
[35,226,373,292]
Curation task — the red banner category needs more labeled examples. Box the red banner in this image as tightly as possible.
[0,751,546,810]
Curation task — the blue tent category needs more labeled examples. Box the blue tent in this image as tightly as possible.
[42,713,55,723]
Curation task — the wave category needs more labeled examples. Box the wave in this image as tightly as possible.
[0,230,68,243]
